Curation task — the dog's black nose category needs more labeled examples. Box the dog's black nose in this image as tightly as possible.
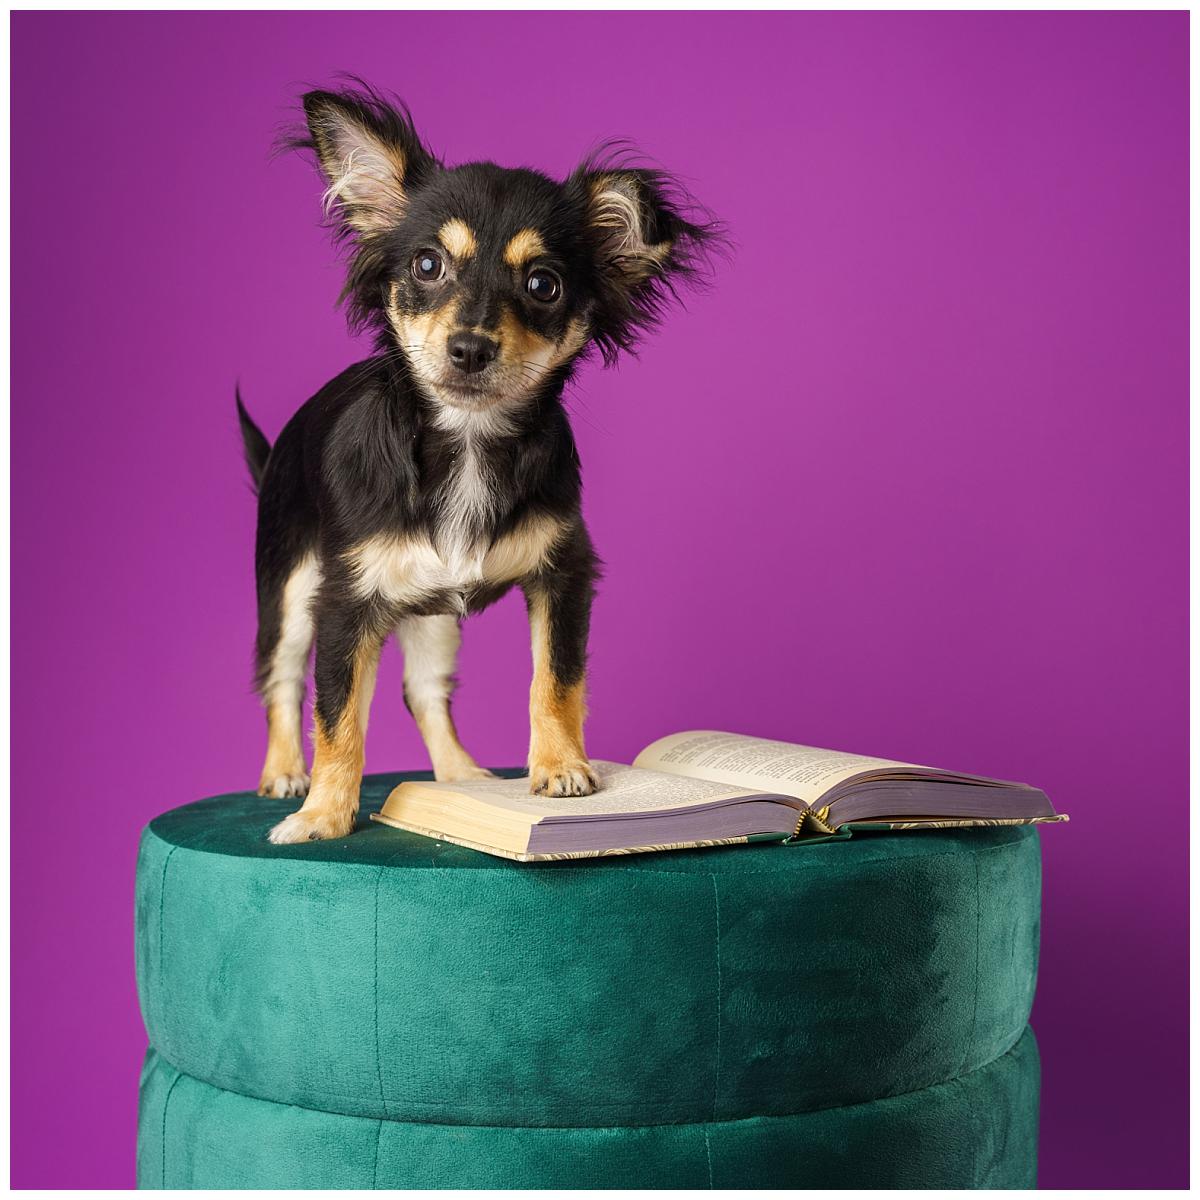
[447,332,499,375]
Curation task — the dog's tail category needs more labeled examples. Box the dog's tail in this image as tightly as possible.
[236,387,272,495]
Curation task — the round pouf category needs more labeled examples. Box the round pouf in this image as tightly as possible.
[136,770,1043,1190]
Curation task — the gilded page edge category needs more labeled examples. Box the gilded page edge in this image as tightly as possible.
[370,812,759,862]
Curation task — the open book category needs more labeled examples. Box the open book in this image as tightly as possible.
[371,731,1065,862]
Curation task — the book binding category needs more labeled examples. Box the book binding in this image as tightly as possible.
[789,805,837,840]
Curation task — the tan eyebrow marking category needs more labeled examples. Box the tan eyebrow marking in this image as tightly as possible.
[503,228,547,268]
[438,219,477,259]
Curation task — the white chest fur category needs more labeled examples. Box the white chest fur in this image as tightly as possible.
[343,512,564,611]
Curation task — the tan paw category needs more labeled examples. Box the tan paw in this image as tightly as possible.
[530,759,600,797]
[435,763,496,783]
[267,807,354,844]
[257,770,311,800]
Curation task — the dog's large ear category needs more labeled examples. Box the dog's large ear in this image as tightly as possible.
[296,85,437,237]
[569,160,726,364]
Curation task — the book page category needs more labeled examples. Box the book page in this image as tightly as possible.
[633,731,926,806]
[407,760,764,820]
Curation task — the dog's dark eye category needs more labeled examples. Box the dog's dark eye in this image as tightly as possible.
[411,250,445,282]
[526,268,562,303]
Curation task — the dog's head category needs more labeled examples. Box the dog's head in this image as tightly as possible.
[292,83,723,414]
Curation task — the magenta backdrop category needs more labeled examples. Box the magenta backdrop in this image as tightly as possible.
[11,9,1188,1189]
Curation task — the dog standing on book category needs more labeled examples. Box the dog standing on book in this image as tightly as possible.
[238,82,721,843]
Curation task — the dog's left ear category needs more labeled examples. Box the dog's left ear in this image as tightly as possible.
[570,164,725,363]
[583,171,677,288]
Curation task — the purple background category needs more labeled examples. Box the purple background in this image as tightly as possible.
[12,10,1188,1189]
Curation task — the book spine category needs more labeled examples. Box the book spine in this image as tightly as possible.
[787,805,837,841]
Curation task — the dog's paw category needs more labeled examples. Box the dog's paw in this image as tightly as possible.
[267,807,354,844]
[436,763,496,784]
[258,771,311,800]
[530,759,600,798]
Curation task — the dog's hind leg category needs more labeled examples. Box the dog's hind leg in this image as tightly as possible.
[255,553,320,798]
[396,615,493,782]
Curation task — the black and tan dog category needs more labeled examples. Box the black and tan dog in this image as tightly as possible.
[238,82,720,843]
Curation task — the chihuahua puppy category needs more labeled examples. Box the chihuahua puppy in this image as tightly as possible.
[238,83,719,843]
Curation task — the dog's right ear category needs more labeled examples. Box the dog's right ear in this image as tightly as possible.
[295,85,437,237]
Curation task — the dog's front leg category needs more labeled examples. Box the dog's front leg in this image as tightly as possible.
[522,540,599,798]
[268,607,383,843]
[397,614,493,782]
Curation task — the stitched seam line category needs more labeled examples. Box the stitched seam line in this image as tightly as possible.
[372,1118,383,1188]
[144,1031,1033,1132]
[962,853,982,1076]
[374,866,387,1118]
[703,1126,714,1188]
[146,1014,1031,1123]
[710,875,722,1122]
[144,1021,1032,1123]
[160,1067,184,1186]
[963,1074,982,1188]
[157,846,178,986]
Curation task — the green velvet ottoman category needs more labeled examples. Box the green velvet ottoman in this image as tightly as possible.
[135,770,1043,1189]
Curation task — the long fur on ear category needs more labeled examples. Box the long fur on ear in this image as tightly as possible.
[567,145,727,365]
[282,79,439,335]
